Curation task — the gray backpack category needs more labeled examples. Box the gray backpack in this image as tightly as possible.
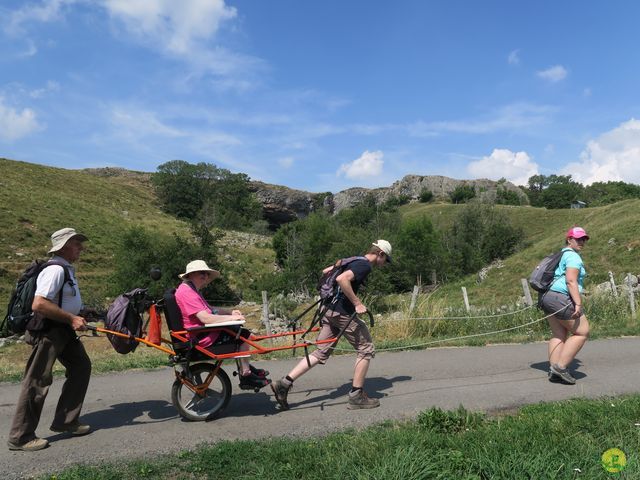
[104,288,147,354]
[529,251,565,293]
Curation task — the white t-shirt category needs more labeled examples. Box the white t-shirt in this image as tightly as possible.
[34,256,82,315]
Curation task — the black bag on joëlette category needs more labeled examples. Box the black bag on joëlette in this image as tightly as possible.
[104,288,147,354]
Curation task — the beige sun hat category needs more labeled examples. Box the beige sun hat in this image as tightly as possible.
[48,227,88,254]
[372,239,392,263]
[178,260,220,279]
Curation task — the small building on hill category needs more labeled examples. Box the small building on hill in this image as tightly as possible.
[570,200,587,209]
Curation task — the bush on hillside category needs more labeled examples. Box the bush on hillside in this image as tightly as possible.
[419,189,434,203]
[449,185,476,204]
[445,204,523,276]
[110,225,237,302]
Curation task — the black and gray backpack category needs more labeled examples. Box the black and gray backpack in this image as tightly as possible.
[1,259,71,337]
[529,250,565,294]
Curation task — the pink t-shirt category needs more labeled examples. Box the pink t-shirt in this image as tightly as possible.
[174,282,219,347]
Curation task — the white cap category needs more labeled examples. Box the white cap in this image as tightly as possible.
[178,260,221,279]
[372,239,392,263]
[48,228,88,253]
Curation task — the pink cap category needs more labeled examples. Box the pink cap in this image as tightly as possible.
[566,226,589,240]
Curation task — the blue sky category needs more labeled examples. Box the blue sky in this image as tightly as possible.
[2,1,640,192]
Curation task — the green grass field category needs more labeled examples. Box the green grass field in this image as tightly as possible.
[45,395,640,479]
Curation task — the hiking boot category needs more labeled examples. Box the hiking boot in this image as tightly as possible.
[549,363,576,385]
[7,437,49,451]
[50,422,91,436]
[239,372,271,390]
[347,390,380,410]
[250,364,270,378]
[270,379,292,410]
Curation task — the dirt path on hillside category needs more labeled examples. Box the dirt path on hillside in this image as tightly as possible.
[2,337,640,479]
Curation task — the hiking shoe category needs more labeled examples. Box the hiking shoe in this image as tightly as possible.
[270,379,292,410]
[549,363,576,385]
[7,438,49,451]
[239,372,271,390]
[250,364,270,378]
[347,390,380,410]
[50,422,91,436]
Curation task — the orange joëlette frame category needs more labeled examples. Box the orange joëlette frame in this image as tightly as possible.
[90,316,337,361]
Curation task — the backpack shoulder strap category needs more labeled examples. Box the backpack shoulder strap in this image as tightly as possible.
[42,260,73,307]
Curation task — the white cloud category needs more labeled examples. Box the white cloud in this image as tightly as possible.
[467,148,539,185]
[561,118,640,185]
[102,0,236,53]
[337,150,384,179]
[536,65,568,83]
[278,157,294,168]
[30,80,60,98]
[0,97,41,141]
[101,0,260,79]
[583,87,592,97]
[508,49,520,65]
[3,0,76,36]
[409,103,554,136]
[110,106,184,139]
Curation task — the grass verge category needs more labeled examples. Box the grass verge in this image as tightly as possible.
[2,292,638,382]
[46,395,640,479]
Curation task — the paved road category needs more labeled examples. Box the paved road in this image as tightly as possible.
[2,337,640,479]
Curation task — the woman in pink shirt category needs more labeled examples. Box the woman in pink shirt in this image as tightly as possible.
[174,260,270,390]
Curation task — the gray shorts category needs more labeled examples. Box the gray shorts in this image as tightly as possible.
[540,290,576,320]
[310,309,375,363]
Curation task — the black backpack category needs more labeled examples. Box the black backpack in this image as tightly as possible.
[1,260,72,337]
[529,250,565,293]
[317,256,367,302]
[104,288,147,354]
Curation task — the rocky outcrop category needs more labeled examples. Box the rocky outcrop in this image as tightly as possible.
[254,175,529,228]
[248,181,332,228]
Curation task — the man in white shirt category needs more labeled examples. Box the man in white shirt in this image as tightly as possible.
[8,228,92,452]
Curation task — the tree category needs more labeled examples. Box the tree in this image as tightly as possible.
[394,216,444,288]
[526,174,585,209]
[152,160,262,231]
[445,204,523,276]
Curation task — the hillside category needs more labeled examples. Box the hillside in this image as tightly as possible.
[2,157,639,314]
[0,158,274,310]
[400,200,640,306]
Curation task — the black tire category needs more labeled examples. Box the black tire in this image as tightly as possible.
[171,363,231,421]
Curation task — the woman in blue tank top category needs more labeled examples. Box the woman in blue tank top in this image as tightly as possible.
[540,226,590,385]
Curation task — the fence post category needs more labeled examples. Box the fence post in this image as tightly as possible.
[461,286,470,313]
[627,273,637,321]
[261,291,272,339]
[409,285,419,315]
[521,278,533,307]
[609,271,618,297]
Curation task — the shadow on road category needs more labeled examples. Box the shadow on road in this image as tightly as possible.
[78,400,177,431]
[529,359,586,379]
[221,375,413,417]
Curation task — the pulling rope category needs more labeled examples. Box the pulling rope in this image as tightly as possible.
[327,305,569,353]
[406,304,534,321]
